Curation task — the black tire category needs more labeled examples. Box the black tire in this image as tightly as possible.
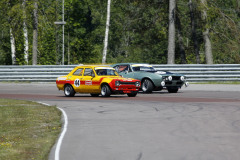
[101,84,111,97]
[127,91,138,97]
[90,94,100,97]
[64,84,75,97]
[167,87,179,93]
[142,79,154,93]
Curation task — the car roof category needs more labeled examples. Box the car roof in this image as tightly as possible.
[112,63,149,66]
[75,65,113,69]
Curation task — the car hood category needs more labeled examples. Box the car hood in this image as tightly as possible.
[156,71,184,77]
[136,71,183,77]
[100,76,138,81]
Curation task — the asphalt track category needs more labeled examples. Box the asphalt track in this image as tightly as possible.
[1,83,240,160]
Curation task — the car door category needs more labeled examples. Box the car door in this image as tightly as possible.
[70,68,85,92]
[81,68,96,92]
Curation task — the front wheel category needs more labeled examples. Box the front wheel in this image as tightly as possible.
[64,84,75,97]
[101,84,111,97]
[167,87,179,93]
[127,91,138,97]
[142,79,154,93]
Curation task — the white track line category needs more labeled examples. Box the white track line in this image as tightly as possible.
[37,102,68,160]
[55,107,68,160]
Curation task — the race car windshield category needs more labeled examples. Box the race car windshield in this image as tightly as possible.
[95,69,117,76]
[132,66,157,72]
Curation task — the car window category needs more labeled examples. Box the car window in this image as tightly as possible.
[95,68,117,76]
[73,68,83,76]
[113,66,120,73]
[84,68,94,76]
[132,65,156,72]
[115,65,130,73]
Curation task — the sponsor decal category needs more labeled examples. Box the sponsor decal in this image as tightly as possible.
[85,80,92,85]
[74,79,80,87]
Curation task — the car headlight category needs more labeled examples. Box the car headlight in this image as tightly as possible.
[115,81,120,86]
[161,81,165,86]
[135,81,140,87]
[180,76,184,81]
[168,76,172,81]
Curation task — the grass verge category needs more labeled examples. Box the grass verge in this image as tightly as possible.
[0,99,62,160]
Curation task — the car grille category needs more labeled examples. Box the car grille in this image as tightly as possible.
[165,81,183,85]
[177,82,183,85]
[172,76,180,80]
[163,76,181,81]
[120,82,135,85]
[165,81,172,85]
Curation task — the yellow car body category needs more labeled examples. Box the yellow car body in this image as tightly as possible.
[56,65,141,97]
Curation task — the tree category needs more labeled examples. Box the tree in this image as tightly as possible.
[7,1,17,65]
[199,0,213,64]
[32,0,38,65]
[189,0,200,64]
[10,28,16,65]
[102,0,111,64]
[22,0,29,65]
[176,9,187,64]
[0,0,240,65]
[167,0,176,64]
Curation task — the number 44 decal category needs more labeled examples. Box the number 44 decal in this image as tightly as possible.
[74,79,80,87]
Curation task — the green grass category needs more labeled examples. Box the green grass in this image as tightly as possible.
[0,99,62,160]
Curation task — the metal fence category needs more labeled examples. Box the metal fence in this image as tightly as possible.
[0,64,240,82]
[153,64,240,82]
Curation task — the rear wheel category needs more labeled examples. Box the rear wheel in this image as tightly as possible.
[64,84,75,97]
[142,79,154,93]
[101,84,111,97]
[167,87,179,93]
[127,91,138,97]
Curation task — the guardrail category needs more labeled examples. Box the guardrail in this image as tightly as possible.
[0,64,239,82]
[0,65,77,82]
[153,64,240,82]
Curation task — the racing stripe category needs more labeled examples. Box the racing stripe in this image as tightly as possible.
[56,77,111,86]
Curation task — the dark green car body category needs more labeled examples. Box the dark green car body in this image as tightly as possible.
[112,63,188,93]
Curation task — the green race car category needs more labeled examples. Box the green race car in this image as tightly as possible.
[112,63,189,93]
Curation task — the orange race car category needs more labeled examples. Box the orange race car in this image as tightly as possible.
[56,65,141,97]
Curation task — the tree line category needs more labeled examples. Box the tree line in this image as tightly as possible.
[0,0,239,65]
